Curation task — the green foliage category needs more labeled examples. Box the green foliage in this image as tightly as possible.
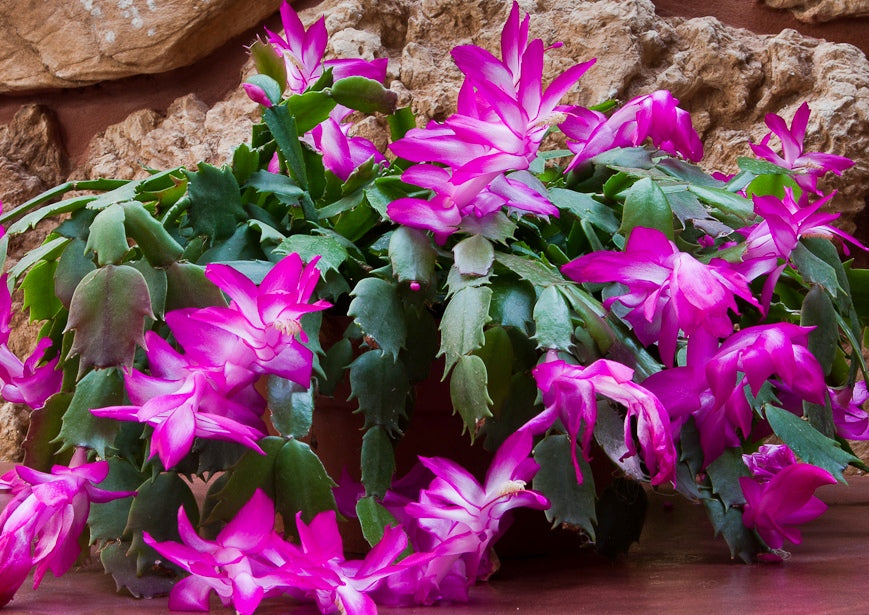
[65,265,153,374]
[532,434,596,539]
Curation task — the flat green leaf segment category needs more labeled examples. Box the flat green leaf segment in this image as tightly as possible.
[185,163,247,241]
[66,265,154,374]
[533,434,596,539]
[348,278,406,360]
[439,286,492,375]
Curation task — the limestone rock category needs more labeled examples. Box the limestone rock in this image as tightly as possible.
[0,402,27,463]
[762,0,869,23]
[0,0,283,93]
[73,88,259,179]
[0,105,67,208]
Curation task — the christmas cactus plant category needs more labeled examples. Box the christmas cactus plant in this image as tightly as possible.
[1,2,868,613]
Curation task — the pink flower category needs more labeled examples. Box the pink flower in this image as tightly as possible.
[0,273,61,409]
[829,381,869,440]
[190,253,331,385]
[529,357,676,487]
[403,430,549,586]
[562,90,703,171]
[308,117,387,182]
[563,226,758,366]
[264,2,387,97]
[740,457,836,551]
[750,102,854,194]
[387,2,589,238]
[742,444,798,482]
[145,490,320,615]
[264,509,415,615]
[92,368,266,471]
[0,451,134,606]
[644,324,827,465]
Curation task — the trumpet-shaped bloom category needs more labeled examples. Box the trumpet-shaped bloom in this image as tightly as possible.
[403,430,549,585]
[829,381,869,440]
[92,367,266,470]
[530,357,676,487]
[387,166,555,242]
[263,509,417,615]
[563,226,758,366]
[0,273,61,409]
[562,90,703,171]
[264,1,387,96]
[190,253,330,385]
[739,457,836,550]
[750,102,854,194]
[0,451,134,607]
[644,323,826,465]
[388,2,589,238]
[145,490,323,615]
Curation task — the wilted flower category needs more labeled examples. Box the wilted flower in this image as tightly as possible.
[529,357,676,486]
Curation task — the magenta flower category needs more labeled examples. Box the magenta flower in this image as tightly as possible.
[742,189,867,265]
[529,357,676,487]
[740,460,836,550]
[308,116,387,182]
[645,323,827,465]
[0,450,134,607]
[403,429,549,585]
[742,444,798,481]
[0,274,61,409]
[264,509,414,615]
[387,165,555,242]
[145,490,321,615]
[387,1,590,238]
[562,90,703,171]
[563,226,758,366]
[92,366,266,470]
[264,1,387,97]
[829,381,869,440]
[750,102,854,194]
[190,253,330,385]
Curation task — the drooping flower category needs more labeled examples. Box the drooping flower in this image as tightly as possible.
[739,451,836,550]
[644,323,827,465]
[0,273,61,410]
[529,357,676,487]
[563,226,758,366]
[145,490,323,615]
[561,90,703,172]
[190,252,331,385]
[829,381,869,440]
[750,102,854,194]
[0,450,134,607]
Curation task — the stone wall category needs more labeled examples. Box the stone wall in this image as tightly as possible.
[0,0,868,460]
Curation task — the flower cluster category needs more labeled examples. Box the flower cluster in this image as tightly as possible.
[0,450,133,606]
[0,1,866,612]
[91,253,330,470]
